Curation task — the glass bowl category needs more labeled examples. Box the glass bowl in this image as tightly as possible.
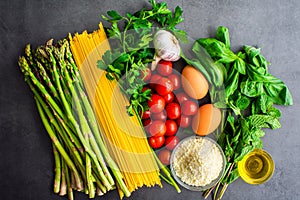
[237,148,275,185]
[170,136,226,191]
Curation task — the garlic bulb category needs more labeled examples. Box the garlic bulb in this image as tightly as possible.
[151,30,181,70]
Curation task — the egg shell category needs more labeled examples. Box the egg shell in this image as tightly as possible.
[192,104,222,136]
[181,65,209,100]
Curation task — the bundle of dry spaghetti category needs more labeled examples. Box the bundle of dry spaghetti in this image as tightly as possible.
[69,22,161,198]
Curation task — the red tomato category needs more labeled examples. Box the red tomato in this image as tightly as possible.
[165,120,178,136]
[163,92,174,104]
[166,102,181,119]
[151,110,167,121]
[149,74,162,89]
[143,118,151,127]
[142,118,152,133]
[181,100,199,116]
[142,110,151,119]
[149,120,166,137]
[148,94,165,113]
[158,149,171,165]
[165,136,180,150]
[176,115,191,128]
[175,92,189,104]
[169,74,181,90]
[157,60,173,76]
[155,78,173,96]
[148,136,165,149]
[140,68,151,81]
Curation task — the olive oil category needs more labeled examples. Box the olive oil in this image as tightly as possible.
[238,149,274,184]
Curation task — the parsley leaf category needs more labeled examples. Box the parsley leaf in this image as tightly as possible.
[98,0,186,115]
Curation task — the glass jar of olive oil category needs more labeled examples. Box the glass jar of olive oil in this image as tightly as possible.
[238,149,274,184]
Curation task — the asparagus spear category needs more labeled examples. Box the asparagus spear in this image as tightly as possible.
[52,144,61,194]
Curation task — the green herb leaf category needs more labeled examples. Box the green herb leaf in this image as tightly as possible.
[197,38,237,63]
[240,79,264,97]
[167,6,184,29]
[234,145,254,162]
[225,66,239,97]
[227,168,239,184]
[236,93,250,111]
[233,57,246,75]
[107,10,122,21]
[264,78,293,105]
[247,114,281,130]
[216,26,231,49]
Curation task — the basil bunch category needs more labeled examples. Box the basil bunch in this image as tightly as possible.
[184,26,293,200]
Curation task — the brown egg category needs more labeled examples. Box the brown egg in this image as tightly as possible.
[181,65,209,99]
[192,104,222,136]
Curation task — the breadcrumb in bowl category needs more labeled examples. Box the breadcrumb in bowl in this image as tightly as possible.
[170,136,226,191]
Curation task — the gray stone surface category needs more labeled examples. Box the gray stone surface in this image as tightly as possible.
[1,0,299,199]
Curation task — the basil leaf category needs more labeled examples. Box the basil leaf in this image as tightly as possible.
[264,78,293,105]
[184,40,226,88]
[216,26,231,49]
[225,66,239,97]
[233,57,246,75]
[240,79,264,97]
[197,38,237,63]
[247,114,281,130]
[234,145,254,162]
[244,45,269,70]
[236,93,250,111]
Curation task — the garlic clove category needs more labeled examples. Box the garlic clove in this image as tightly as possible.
[151,30,181,71]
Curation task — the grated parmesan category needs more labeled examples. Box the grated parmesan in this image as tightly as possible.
[172,137,223,187]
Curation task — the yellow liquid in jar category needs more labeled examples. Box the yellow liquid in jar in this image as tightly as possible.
[238,149,274,184]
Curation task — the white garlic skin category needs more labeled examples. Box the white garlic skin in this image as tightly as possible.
[151,30,181,70]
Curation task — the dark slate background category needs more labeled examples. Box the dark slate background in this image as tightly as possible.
[0,0,299,199]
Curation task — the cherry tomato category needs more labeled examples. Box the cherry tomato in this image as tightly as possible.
[176,115,191,128]
[149,74,162,89]
[148,94,165,113]
[165,120,178,136]
[175,92,189,104]
[148,136,165,149]
[158,149,171,165]
[166,102,181,119]
[181,100,199,116]
[140,68,151,82]
[141,110,151,119]
[169,74,181,90]
[155,78,173,96]
[151,110,167,121]
[142,118,152,133]
[163,92,174,104]
[165,136,180,150]
[149,120,166,137]
[142,118,151,126]
[157,60,173,76]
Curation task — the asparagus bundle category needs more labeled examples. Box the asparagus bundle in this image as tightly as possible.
[18,39,130,199]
